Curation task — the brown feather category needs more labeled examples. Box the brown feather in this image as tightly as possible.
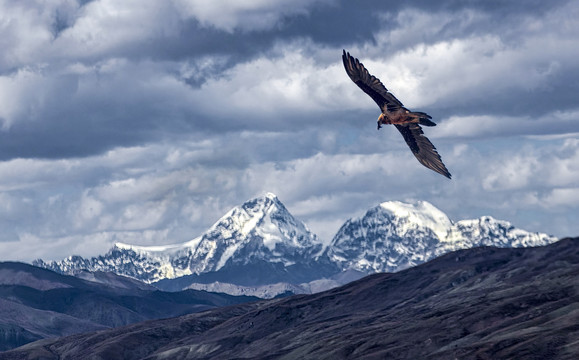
[396,124,451,179]
[342,50,403,112]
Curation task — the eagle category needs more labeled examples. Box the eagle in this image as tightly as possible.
[342,50,451,179]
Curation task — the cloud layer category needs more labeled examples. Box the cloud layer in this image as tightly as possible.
[0,0,578,261]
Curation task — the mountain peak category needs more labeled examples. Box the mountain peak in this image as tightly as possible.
[326,199,557,274]
[221,193,287,239]
[36,193,326,285]
[379,200,452,240]
[263,192,278,200]
[111,193,287,255]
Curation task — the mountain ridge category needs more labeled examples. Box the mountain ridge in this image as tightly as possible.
[34,193,557,295]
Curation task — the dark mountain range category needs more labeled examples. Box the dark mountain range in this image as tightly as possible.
[4,237,577,360]
[0,262,257,351]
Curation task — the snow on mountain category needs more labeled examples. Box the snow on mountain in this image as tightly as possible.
[34,195,558,296]
[183,279,343,299]
[184,281,305,299]
[185,192,322,273]
[325,200,558,274]
[182,269,367,299]
[35,193,328,284]
[380,201,453,240]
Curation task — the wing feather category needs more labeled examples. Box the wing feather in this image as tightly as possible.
[395,124,452,179]
[342,50,403,111]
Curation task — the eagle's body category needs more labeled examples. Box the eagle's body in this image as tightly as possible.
[342,50,451,179]
[377,110,430,126]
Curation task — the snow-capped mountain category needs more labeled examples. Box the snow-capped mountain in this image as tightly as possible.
[34,194,558,296]
[325,200,558,273]
[35,193,337,286]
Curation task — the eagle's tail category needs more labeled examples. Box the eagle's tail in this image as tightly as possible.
[411,111,436,127]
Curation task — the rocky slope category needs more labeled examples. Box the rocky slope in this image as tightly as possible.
[6,237,578,360]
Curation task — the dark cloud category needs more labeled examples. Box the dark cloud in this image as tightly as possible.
[2,0,577,159]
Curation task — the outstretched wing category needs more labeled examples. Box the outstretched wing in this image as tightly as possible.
[342,50,403,112]
[395,124,452,179]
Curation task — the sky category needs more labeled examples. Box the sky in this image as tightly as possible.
[0,0,578,262]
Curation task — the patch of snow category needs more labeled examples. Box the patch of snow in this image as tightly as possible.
[240,211,261,236]
[380,200,452,240]
[257,214,283,251]
[114,235,203,254]
[216,242,241,270]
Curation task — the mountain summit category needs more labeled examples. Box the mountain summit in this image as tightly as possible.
[325,200,557,273]
[35,193,334,286]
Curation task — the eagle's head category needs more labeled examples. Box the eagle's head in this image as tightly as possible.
[377,113,385,130]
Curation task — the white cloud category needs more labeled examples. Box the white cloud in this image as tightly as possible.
[354,4,579,113]
[432,110,579,139]
[0,68,63,130]
[542,188,579,208]
[0,0,184,66]
[188,43,357,122]
[59,0,180,52]
[75,192,104,225]
[0,0,330,71]
[0,1,63,68]
[481,154,538,191]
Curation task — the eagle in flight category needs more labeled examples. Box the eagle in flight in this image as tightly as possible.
[342,50,451,179]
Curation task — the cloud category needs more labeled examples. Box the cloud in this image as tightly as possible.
[432,110,579,139]
[542,187,579,208]
[373,9,579,117]
[1,0,579,262]
[173,0,332,32]
[1,130,578,261]
[481,154,538,192]
[2,1,579,158]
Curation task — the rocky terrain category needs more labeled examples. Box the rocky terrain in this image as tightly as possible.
[5,237,578,360]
